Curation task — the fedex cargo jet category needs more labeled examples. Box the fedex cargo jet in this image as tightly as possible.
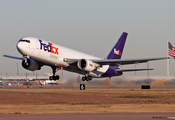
[4,32,167,81]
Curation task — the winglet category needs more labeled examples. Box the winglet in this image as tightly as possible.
[107,32,128,59]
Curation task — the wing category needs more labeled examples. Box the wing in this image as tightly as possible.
[64,57,168,66]
[3,55,24,60]
[92,57,169,66]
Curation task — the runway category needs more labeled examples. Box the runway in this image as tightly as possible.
[0,86,175,89]
[0,113,175,120]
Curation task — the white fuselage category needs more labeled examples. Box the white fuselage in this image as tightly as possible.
[17,37,109,77]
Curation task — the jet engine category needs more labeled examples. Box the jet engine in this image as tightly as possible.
[77,59,96,72]
[22,59,40,71]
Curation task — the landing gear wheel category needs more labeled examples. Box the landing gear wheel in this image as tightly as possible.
[56,75,60,80]
[86,77,89,81]
[82,77,85,81]
[49,76,53,80]
[82,76,92,81]
[49,75,60,80]
[89,76,92,81]
[52,76,56,80]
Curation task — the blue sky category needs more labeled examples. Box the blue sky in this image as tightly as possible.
[0,0,175,78]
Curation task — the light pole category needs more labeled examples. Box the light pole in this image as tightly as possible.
[17,63,19,76]
[147,62,149,79]
[36,71,37,79]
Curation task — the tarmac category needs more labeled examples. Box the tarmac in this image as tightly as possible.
[0,85,175,89]
[0,113,175,120]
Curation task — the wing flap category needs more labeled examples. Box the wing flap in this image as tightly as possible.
[63,58,79,64]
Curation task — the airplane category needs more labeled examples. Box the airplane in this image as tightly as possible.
[39,80,63,85]
[3,32,168,81]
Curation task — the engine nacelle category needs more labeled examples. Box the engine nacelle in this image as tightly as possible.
[22,59,40,71]
[77,59,96,72]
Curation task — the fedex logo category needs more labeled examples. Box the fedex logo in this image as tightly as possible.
[39,40,59,55]
[114,48,121,56]
[89,63,93,67]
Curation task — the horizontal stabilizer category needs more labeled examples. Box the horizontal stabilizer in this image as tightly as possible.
[3,55,23,60]
[115,68,154,72]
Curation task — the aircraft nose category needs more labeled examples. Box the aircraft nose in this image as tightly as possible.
[16,42,24,54]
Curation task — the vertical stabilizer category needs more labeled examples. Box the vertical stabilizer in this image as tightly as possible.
[107,32,128,59]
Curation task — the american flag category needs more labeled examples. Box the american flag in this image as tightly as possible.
[168,42,175,58]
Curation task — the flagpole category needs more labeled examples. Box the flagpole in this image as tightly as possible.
[167,41,169,76]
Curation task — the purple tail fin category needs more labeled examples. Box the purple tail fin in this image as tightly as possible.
[107,32,128,59]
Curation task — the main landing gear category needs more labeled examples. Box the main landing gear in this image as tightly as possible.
[80,75,92,90]
[82,76,92,81]
[49,67,60,80]
[49,75,59,80]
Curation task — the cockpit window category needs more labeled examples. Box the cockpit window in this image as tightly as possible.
[20,40,30,43]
